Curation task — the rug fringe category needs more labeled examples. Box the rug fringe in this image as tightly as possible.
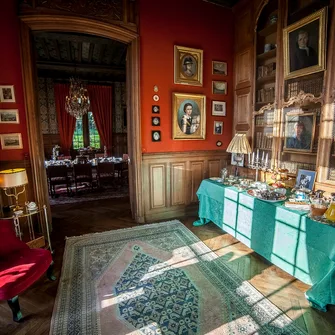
[64,219,183,241]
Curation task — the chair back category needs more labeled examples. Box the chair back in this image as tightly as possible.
[47,165,68,179]
[73,163,92,177]
[122,153,129,161]
[95,153,105,158]
[0,219,28,256]
[76,156,89,164]
[97,162,115,176]
[57,156,72,160]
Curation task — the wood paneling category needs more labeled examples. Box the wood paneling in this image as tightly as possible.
[43,134,61,160]
[235,49,252,88]
[142,151,229,221]
[149,164,166,209]
[171,163,186,206]
[112,133,127,157]
[234,88,252,136]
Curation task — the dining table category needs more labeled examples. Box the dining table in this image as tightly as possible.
[194,178,335,312]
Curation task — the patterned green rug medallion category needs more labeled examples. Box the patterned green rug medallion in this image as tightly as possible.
[50,220,306,335]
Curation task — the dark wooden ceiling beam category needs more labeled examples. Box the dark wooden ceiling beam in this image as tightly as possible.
[53,39,61,60]
[36,60,125,74]
[67,41,72,62]
[88,43,94,63]
[41,38,51,60]
[99,44,106,63]
[78,42,82,63]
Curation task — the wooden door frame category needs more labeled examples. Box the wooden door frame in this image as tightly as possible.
[19,15,144,224]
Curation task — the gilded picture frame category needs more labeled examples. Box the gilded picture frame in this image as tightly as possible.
[174,46,203,86]
[172,93,206,140]
[283,112,316,153]
[283,7,327,79]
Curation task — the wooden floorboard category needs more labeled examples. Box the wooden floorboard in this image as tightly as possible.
[0,196,334,334]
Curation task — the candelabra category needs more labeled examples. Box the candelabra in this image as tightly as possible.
[248,150,269,181]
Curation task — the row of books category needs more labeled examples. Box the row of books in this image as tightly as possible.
[257,63,276,79]
[255,111,274,125]
[286,77,323,99]
[256,87,275,103]
[280,161,316,174]
[255,132,273,149]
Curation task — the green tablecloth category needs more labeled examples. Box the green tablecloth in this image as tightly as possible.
[194,179,335,312]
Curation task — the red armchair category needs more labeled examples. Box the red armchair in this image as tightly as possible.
[0,219,55,322]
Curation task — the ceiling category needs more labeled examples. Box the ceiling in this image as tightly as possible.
[33,32,127,82]
[203,0,240,8]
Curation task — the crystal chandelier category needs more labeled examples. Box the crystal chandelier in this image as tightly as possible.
[65,77,90,118]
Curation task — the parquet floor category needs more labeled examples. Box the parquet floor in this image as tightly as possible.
[1,197,334,334]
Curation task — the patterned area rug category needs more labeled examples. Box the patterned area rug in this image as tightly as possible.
[50,220,307,335]
[49,184,129,206]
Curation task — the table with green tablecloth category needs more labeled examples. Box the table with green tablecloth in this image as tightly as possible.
[194,179,335,312]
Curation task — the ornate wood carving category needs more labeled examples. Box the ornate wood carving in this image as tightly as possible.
[19,0,137,27]
[254,102,275,115]
[283,90,324,108]
[254,0,269,31]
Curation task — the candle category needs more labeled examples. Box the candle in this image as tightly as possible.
[262,151,265,163]
[248,153,251,164]
[265,153,268,166]
[252,152,255,165]
[256,149,259,162]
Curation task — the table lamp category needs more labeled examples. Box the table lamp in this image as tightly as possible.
[226,133,252,176]
[0,168,28,211]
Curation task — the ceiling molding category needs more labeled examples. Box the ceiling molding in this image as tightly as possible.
[203,0,240,8]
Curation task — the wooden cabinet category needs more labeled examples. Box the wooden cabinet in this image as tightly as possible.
[233,0,335,192]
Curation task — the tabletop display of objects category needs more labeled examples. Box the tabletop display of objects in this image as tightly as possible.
[209,173,335,225]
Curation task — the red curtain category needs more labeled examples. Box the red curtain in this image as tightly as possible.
[87,85,113,152]
[54,83,76,155]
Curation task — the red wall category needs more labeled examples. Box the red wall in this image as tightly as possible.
[0,0,28,161]
[139,0,234,153]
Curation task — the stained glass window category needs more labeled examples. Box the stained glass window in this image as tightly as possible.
[72,112,100,149]
[73,117,84,149]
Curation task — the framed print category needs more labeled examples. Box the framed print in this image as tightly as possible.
[213,121,223,135]
[212,81,227,95]
[231,153,244,166]
[174,45,203,86]
[152,130,161,142]
[0,109,19,124]
[284,112,316,152]
[295,169,316,191]
[0,85,15,103]
[0,133,23,149]
[152,105,160,114]
[283,7,327,79]
[212,101,226,116]
[172,93,206,140]
[212,61,227,75]
[152,116,160,126]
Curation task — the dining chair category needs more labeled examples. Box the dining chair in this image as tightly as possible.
[47,165,71,197]
[96,162,116,188]
[73,163,93,193]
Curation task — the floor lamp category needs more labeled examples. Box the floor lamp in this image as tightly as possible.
[0,168,28,211]
[226,133,252,177]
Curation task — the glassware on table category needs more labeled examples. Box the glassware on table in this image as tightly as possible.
[324,193,335,222]
[220,168,228,183]
[310,190,327,219]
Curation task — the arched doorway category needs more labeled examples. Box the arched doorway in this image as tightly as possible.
[19,15,144,229]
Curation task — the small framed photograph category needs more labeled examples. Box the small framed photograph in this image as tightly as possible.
[0,85,16,103]
[212,61,227,75]
[152,105,160,114]
[284,112,316,152]
[152,116,160,126]
[213,121,223,135]
[231,153,244,166]
[174,45,203,86]
[212,81,227,95]
[152,130,161,142]
[212,101,226,116]
[295,169,316,191]
[0,109,19,123]
[0,133,23,149]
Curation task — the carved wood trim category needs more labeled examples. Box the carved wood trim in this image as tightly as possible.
[283,90,324,108]
[254,0,269,32]
[19,15,143,223]
[254,102,275,115]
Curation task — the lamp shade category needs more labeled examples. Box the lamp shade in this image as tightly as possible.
[0,168,28,188]
[226,133,252,154]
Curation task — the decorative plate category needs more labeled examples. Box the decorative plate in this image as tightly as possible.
[216,140,222,147]
[152,130,161,142]
[152,117,160,126]
[153,94,160,101]
[247,189,286,202]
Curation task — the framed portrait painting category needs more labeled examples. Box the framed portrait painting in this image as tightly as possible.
[0,109,19,124]
[172,93,206,140]
[0,85,15,103]
[283,112,316,152]
[283,7,327,79]
[174,45,203,86]
[295,169,316,191]
[0,133,23,150]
